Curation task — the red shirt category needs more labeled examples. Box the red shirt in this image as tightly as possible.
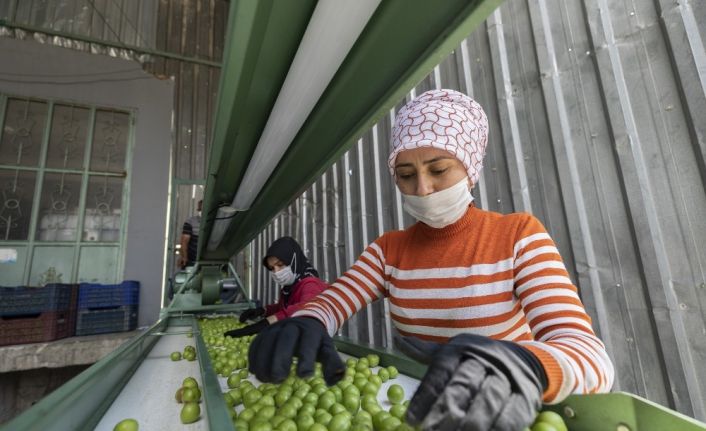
[265,276,328,321]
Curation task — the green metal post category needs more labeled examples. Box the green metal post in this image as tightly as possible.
[70,106,95,282]
[117,110,136,284]
[22,100,53,285]
[192,318,235,430]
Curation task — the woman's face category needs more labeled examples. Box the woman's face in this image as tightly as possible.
[265,256,287,272]
[394,147,469,196]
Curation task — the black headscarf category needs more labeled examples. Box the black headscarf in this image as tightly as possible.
[262,237,319,289]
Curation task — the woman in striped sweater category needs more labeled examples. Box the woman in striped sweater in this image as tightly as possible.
[249,89,614,431]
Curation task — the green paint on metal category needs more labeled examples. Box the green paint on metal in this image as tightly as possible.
[192,318,235,431]
[201,265,223,305]
[22,101,54,284]
[546,392,706,431]
[200,0,504,259]
[3,320,166,430]
[199,0,317,257]
[0,19,222,68]
[70,107,94,282]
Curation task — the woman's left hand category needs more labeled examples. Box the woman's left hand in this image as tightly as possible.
[224,319,269,338]
[395,334,547,431]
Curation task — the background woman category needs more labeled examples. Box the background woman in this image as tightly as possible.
[225,236,328,337]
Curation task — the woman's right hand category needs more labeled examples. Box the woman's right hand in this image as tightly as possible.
[239,306,265,323]
[248,317,345,386]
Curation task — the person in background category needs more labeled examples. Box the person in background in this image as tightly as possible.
[224,236,328,337]
[246,90,615,431]
[178,199,202,269]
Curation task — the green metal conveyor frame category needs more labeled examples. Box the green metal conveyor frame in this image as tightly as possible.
[5,311,706,431]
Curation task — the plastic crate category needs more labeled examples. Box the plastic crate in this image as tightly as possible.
[75,305,138,336]
[78,281,139,309]
[0,310,75,346]
[0,284,77,316]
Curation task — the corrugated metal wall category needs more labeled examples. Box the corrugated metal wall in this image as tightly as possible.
[248,0,706,420]
[145,0,226,181]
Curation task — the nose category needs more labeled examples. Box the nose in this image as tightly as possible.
[415,174,435,196]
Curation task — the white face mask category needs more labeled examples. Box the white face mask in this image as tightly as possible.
[269,252,297,286]
[402,177,473,228]
[270,266,296,286]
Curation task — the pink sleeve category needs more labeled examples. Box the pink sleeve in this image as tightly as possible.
[273,278,328,320]
[264,302,281,316]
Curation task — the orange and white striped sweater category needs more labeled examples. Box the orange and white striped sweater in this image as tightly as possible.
[295,205,614,403]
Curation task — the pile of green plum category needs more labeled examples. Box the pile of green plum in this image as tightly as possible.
[197,316,413,431]
[196,316,569,431]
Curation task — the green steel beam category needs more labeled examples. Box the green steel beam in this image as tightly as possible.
[0,19,222,68]
[192,318,234,431]
[200,0,503,259]
[69,107,95,282]
[199,0,317,258]
[21,101,53,284]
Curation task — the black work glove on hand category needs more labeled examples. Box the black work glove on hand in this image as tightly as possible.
[248,317,345,386]
[224,319,269,338]
[395,334,548,431]
[239,306,265,323]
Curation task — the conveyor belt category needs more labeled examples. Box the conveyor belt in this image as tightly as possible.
[7,313,704,431]
[94,327,209,431]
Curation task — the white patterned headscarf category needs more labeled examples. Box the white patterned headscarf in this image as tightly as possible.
[388,89,489,186]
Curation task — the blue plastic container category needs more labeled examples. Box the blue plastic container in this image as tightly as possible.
[78,281,139,309]
[75,304,138,336]
[0,284,77,317]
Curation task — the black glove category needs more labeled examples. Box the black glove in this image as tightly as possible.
[224,319,269,338]
[248,317,345,386]
[239,306,265,323]
[395,334,547,431]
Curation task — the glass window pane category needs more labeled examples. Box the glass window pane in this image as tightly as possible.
[36,172,82,242]
[83,175,123,242]
[46,104,90,170]
[90,109,130,173]
[0,98,48,167]
[0,246,28,286]
[29,246,74,286]
[0,169,37,240]
[78,246,119,283]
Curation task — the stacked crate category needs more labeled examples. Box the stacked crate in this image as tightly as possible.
[75,281,139,336]
[0,284,78,346]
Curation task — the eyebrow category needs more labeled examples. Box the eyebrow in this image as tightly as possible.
[395,156,456,169]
